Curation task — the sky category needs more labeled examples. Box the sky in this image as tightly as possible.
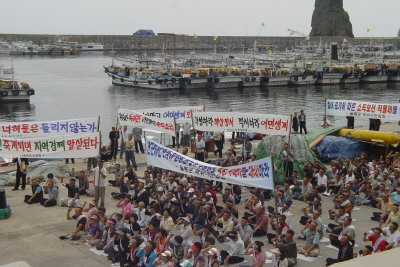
[0,0,399,37]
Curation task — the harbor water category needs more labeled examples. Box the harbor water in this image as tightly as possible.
[1,53,400,140]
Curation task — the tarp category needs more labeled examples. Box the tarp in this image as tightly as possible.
[133,29,155,35]
[316,135,367,162]
[254,134,321,183]
[146,138,274,189]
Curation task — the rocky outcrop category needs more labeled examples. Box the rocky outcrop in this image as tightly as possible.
[310,0,354,37]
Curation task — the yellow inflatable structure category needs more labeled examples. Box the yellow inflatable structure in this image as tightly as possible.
[338,129,400,146]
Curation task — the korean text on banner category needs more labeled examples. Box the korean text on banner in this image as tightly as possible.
[118,109,176,136]
[136,105,204,122]
[326,99,400,121]
[145,138,274,190]
[0,118,98,138]
[191,111,290,135]
[0,132,100,159]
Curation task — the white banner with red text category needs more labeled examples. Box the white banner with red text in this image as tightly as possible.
[0,118,99,138]
[0,132,100,158]
[145,138,274,190]
[117,109,176,136]
[135,105,204,122]
[326,99,400,121]
[191,111,290,135]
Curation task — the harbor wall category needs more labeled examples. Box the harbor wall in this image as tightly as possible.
[0,34,399,51]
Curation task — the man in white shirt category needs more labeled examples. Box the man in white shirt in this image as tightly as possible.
[383,222,400,249]
[195,134,205,162]
[119,125,128,159]
[315,169,328,193]
[93,160,107,207]
[181,122,191,147]
[133,202,148,227]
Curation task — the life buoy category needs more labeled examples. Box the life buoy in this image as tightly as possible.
[245,77,250,82]
[302,75,307,80]
[120,78,124,82]
[171,78,176,83]
[294,76,298,81]
[133,81,138,85]
[251,77,256,82]
[27,90,35,95]
[112,75,116,80]
[313,74,318,79]
[148,80,152,85]
[1,91,8,97]
[12,90,19,96]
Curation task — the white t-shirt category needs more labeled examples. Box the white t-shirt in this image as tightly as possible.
[93,167,107,187]
[382,227,400,243]
[316,174,328,186]
[195,139,205,153]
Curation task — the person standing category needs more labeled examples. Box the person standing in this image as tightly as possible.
[93,160,107,208]
[346,116,355,129]
[119,125,129,159]
[281,143,295,178]
[12,158,29,191]
[299,110,307,134]
[214,131,224,158]
[132,127,144,154]
[125,133,138,170]
[172,123,181,148]
[292,112,299,133]
[109,126,120,160]
[195,134,206,162]
[182,122,191,147]
[241,137,252,160]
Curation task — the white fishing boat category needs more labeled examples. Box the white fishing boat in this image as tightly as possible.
[359,64,388,84]
[0,66,35,102]
[387,65,400,82]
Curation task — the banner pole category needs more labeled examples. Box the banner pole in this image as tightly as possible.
[203,104,206,112]
[174,117,178,152]
[271,156,279,235]
[97,115,101,133]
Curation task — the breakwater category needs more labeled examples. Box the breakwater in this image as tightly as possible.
[0,33,399,51]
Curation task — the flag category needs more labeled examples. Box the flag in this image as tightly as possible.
[268,50,273,55]
[261,22,265,27]
[213,36,218,41]
[194,34,197,39]
[367,28,372,32]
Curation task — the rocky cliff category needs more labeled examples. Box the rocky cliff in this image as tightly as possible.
[310,0,354,37]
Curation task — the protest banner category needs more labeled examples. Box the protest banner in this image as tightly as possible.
[326,99,400,121]
[0,132,100,158]
[136,105,204,122]
[117,109,176,136]
[0,118,99,138]
[191,111,290,135]
[146,138,274,190]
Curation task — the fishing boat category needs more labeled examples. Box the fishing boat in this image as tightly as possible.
[288,71,316,86]
[0,66,35,102]
[314,67,343,85]
[359,64,388,84]
[387,65,400,83]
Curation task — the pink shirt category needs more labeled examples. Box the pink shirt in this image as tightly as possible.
[119,202,133,216]
[248,249,266,267]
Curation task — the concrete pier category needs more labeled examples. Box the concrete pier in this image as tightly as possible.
[0,33,399,51]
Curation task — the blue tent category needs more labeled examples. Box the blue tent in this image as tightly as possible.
[133,29,155,36]
[316,136,367,162]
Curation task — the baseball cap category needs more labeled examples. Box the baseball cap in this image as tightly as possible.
[90,215,98,220]
[161,250,172,257]
[191,242,202,251]
[207,248,219,256]
[157,187,164,191]
[205,192,212,197]
[181,217,190,223]
[106,219,116,225]
[188,188,195,193]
